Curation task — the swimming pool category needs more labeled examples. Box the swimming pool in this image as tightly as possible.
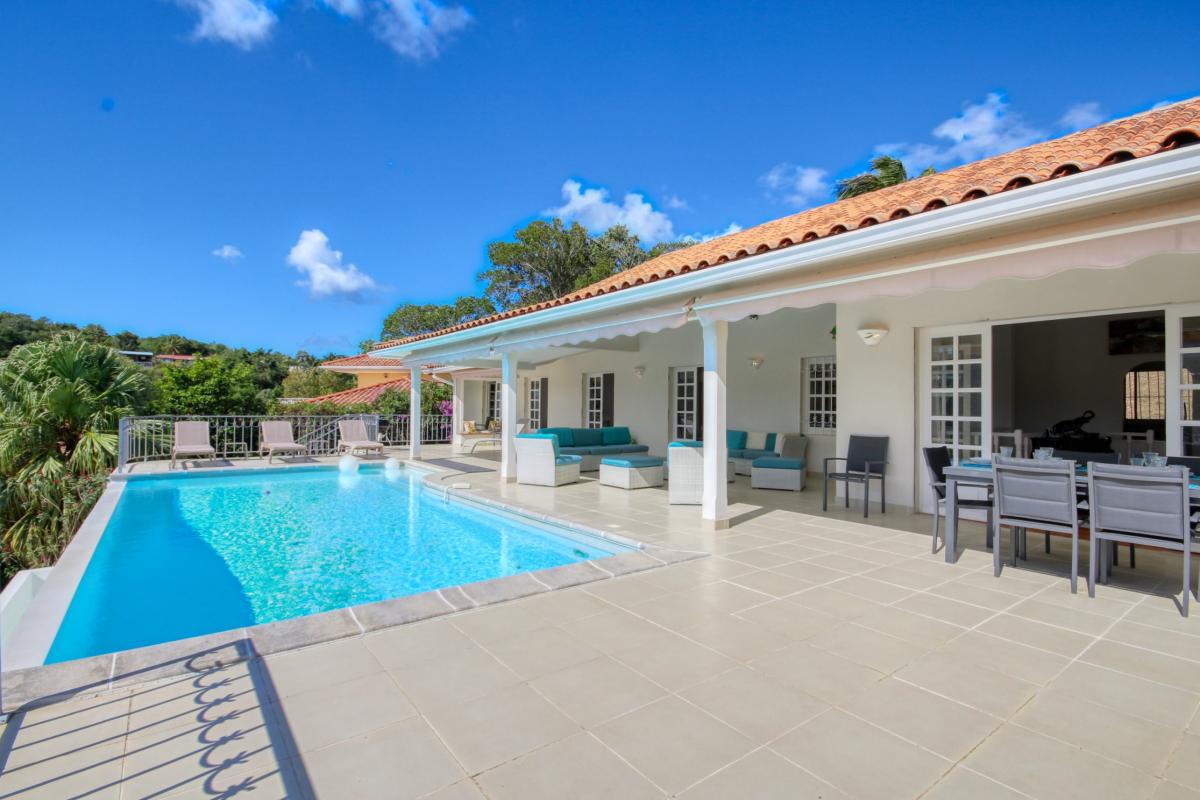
[45,465,624,663]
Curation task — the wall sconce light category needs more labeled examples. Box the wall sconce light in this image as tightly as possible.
[633,365,646,380]
[748,355,765,370]
[856,327,889,346]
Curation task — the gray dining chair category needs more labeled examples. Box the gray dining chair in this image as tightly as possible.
[923,446,993,554]
[1167,456,1200,477]
[992,455,1081,592]
[823,435,888,518]
[1088,463,1195,616]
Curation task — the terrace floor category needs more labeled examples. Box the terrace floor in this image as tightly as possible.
[4,446,1200,799]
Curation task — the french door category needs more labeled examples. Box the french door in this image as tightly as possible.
[1167,304,1200,456]
[671,367,701,440]
[919,325,991,513]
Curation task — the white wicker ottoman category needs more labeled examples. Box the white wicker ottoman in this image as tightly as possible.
[750,457,806,491]
[599,455,665,489]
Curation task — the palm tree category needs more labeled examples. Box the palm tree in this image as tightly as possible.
[0,334,149,565]
[836,155,936,200]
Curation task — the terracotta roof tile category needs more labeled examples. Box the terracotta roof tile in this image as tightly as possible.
[375,97,1200,351]
[321,354,409,368]
[307,377,411,405]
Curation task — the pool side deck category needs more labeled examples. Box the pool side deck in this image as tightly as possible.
[3,446,1200,799]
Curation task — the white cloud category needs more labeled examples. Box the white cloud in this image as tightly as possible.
[665,194,690,211]
[884,93,1043,170]
[1059,101,1104,131]
[680,222,743,244]
[546,180,676,244]
[323,0,365,18]
[212,244,244,261]
[372,0,473,61]
[759,163,830,208]
[287,229,378,301]
[177,0,276,49]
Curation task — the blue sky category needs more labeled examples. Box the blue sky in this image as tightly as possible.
[2,1,1197,355]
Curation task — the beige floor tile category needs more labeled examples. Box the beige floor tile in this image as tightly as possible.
[843,678,1000,760]
[519,587,614,624]
[262,637,384,699]
[363,619,476,671]
[807,623,929,674]
[894,591,997,627]
[530,656,666,728]
[863,565,951,591]
[976,613,1096,658]
[165,763,300,800]
[680,666,828,743]
[1082,640,1200,693]
[1124,602,1200,636]
[582,573,675,607]
[805,552,877,575]
[125,665,270,741]
[894,651,1038,718]
[920,767,1028,799]
[299,716,465,799]
[929,578,1023,611]
[1109,621,1200,663]
[424,684,579,775]
[0,740,124,800]
[679,748,848,799]
[612,631,737,690]
[1166,732,1200,790]
[476,732,663,799]
[560,608,669,653]
[450,601,548,644]
[852,604,966,649]
[422,779,488,800]
[734,598,843,641]
[772,709,950,800]
[1048,661,1200,729]
[750,643,884,706]
[593,696,753,795]
[788,584,889,620]
[935,631,1071,685]
[388,641,520,712]
[1013,688,1181,775]
[728,568,814,598]
[724,548,798,569]
[3,691,131,770]
[275,671,416,754]
[771,561,860,585]
[965,724,1158,800]
[1152,781,1200,800]
[678,613,794,662]
[481,625,601,680]
[1008,597,1117,635]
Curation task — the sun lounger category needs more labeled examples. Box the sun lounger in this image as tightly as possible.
[338,419,384,457]
[259,420,308,463]
[170,421,216,469]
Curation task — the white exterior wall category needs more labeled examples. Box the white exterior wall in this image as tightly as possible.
[836,254,1200,509]
[520,306,838,466]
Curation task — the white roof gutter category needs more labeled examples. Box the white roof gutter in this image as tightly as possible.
[376,145,1200,360]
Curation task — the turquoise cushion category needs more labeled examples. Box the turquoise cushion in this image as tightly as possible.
[753,457,805,470]
[572,428,603,447]
[601,455,663,468]
[538,427,574,447]
[519,432,561,457]
[740,449,776,460]
[590,444,628,454]
[617,444,650,454]
[555,455,583,465]
[559,446,592,456]
[601,426,632,445]
[669,440,702,448]
[727,430,747,450]
[764,433,777,451]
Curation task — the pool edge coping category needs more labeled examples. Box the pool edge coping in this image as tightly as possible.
[1,459,706,712]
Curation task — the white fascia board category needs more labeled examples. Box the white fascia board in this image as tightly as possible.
[376,145,1200,361]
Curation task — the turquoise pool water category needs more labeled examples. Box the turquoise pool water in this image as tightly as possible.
[46,465,621,663]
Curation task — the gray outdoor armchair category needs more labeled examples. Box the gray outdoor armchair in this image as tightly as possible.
[992,455,1081,592]
[823,435,888,518]
[1088,462,1195,616]
[923,446,993,554]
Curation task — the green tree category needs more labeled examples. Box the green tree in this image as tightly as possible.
[151,357,263,414]
[0,312,75,357]
[0,334,150,567]
[479,218,596,310]
[381,296,497,340]
[575,225,689,289]
[280,368,355,398]
[110,330,142,351]
[836,155,935,200]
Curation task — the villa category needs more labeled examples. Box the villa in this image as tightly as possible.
[3,99,1200,800]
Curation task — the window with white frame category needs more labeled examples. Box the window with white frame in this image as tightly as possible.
[527,378,545,430]
[585,373,604,428]
[804,356,837,433]
[671,367,700,440]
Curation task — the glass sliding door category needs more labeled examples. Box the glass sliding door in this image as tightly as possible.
[1167,305,1200,456]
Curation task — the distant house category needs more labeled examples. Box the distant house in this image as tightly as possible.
[118,350,154,367]
[316,354,455,406]
[152,354,197,366]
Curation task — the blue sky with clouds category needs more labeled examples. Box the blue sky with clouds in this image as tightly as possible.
[2,1,1197,354]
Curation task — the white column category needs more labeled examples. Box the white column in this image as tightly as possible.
[701,320,729,525]
[409,365,422,459]
[500,352,518,481]
[451,375,464,453]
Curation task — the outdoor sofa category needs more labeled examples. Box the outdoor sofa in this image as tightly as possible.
[514,433,582,486]
[536,426,649,472]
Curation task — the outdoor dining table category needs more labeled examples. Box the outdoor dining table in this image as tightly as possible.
[942,462,1200,564]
